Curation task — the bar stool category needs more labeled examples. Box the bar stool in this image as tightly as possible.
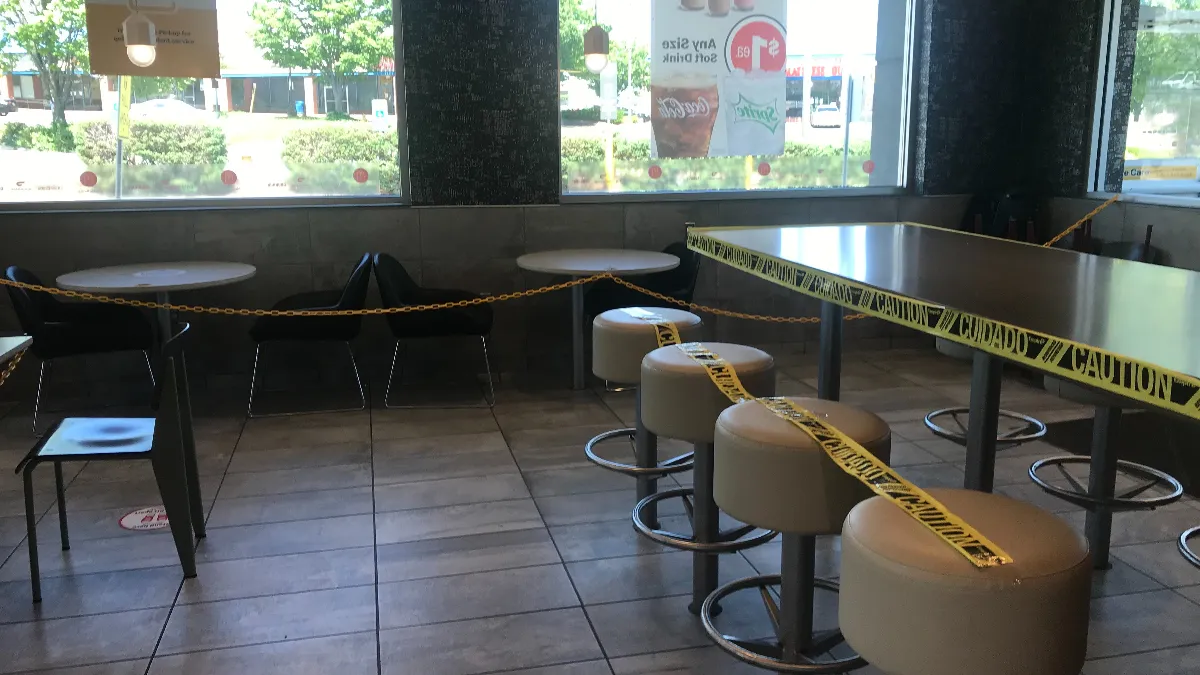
[700,398,891,672]
[924,338,1047,448]
[1180,526,1200,568]
[1029,376,1183,569]
[635,342,778,614]
[586,307,704,524]
[840,488,1092,675]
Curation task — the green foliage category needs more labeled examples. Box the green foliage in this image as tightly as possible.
[560,135,869,165]
[74,121,227,166]
[614,137,649,160]
[562,107,602,123]
[281,125,400,193]
[132,77,199,102]
[611,41,650,93]
[325,110,352,121]
[1131,0,1200,116]
[561,136,605,163]
[559,0,593,74]
[0,120,74,152]
[0,0,89,125]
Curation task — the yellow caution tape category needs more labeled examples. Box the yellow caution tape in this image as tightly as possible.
[677,341,1013,568]
[688,229,1200,423]
[619,307,683,348]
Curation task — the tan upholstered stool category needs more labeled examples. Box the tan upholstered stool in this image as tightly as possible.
[840,489,1091,675]
[701,398,890,673]
[586,308,704,522]
[924,337,1046,448]
[636,342,777,614]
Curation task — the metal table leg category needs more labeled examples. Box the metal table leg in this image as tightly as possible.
[572,281,585,391]
[1086,406,1121,570]
[690,441,720,615]
[964,351,1003,492]
[633,388,660,529]
[779,533,815,662]
[818,302,843,401]
[155,291,173,347]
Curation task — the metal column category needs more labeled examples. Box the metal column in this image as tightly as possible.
[818,301,843,401]
[1086,406,1122,570]
[779,533,816,662]
[633,388,659,528]
[964,351,1003,492]
[690,442,720,615]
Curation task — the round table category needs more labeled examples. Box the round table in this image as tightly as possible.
[57,262,257,340]
[517,249,679,390]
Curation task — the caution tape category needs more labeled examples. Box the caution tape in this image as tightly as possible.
[678,342,1012,568]
[688,228,1200,422]
[619,307,683,348]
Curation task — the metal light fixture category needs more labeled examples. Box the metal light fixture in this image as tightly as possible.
[584,25,610,74]
[124,0,176,68]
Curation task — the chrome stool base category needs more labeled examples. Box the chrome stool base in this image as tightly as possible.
[701,535,863,674]
[924,406,1047,448]
[1029,456,1184,511]
[632,488,778,553]
[584,428,694,477]
[1180,527,1200,568]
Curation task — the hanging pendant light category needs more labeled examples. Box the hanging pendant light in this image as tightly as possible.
[124,0,177,68]
[584,25,610,74]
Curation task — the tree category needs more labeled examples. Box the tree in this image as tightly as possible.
[559,0,594,74]
[612,40,649,93]
[1131,0,1200,119]
[0,0,88,128]
[250,0,392,117]
[132,77,195,102]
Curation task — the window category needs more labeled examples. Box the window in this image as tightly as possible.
[0,0,402,204]
[559,0,915,196]
[1096,0,1200,198]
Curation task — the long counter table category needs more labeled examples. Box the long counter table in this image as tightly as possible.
[688,222,1200,566]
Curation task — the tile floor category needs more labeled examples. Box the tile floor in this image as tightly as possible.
[0,347,1198,673]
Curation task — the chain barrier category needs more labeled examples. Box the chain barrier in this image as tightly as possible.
[1042,194,1120,248]
[0,347,27,389]
[0,273,867,324]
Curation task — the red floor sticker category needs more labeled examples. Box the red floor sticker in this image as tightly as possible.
[649,165,662,179]
[79,172,97,187]
[221,170,238,186]
[758,162,771,176]
[863,160,876,174]
[119,506,169,531]
[353,168,369,183]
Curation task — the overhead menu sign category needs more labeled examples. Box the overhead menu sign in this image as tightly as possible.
[86,0,220,77]
[650,0,787,159]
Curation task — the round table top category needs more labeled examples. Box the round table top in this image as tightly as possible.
[516,249,679,276]
[58,262,257,293]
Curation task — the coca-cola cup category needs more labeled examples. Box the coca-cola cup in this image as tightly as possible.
[709,0,730,15]
[680,0,704,10]
[734,0,755,10]
[652,73,720,158]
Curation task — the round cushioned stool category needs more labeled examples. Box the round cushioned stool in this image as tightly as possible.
[924,338,1047,449]
[586,307,704,525]
[636,342,778,614]
[840,488,1091,675]
[701,398,891,673]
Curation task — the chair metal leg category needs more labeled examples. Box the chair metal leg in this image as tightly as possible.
[383,340,401,409]
[691,442,720,616]
[176,352,205,539]
[142,350,156,388]
[634,388,659,529]
[54,462,69,551]
[32,360,48,435]
[346,342,367,411]
[480,336,496,408]
[23,467,41,603]
[246,344,262,419]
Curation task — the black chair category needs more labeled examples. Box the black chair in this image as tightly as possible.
[5,266,156,434]
[16,323,203,603]
[247,253,372,417]
[374,253,496,408]
[583,242,702,319]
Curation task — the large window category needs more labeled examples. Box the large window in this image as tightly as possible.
[0,0,402,204]
[559,0,914,196]
[1097,0,1200,198]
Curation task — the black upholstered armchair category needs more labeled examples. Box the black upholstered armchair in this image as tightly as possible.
[373,253,495,408]
[246,253,373,417]
[5,266,155,433]
[583,242,701,318]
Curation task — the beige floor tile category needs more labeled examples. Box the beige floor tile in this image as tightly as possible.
[371,407,499,440]
[610,645,767,674]
[550,516,691,562]
[32,661,151,675]
[196,514,375,562]
[373,447,519,486]
[157,585,376,655]
[225,440,371,473]
[380,608,603,675]
[0,568,180,624]
[536,489,684,527]
[216,464,372,499]
[378,564,578,628]
[585,591,782,658]
[375,499,543,545]
[178,547,375,605]
[525,465,635,497]
[375,473,530,513]
[1084,643,1200,675]
[1087,589,1200,658]
[207,486,374,528]
[0,532,183,582]
[568,550,758,605]
[148,631,378,675]
[0,608,168,673]
[377,529,561,583]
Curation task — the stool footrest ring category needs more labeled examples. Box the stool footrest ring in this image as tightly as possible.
[701,574,866,674]
[585,428,695,477]
[924,407,1047,447]
[1029,456,1184,511]
[1180,527,1200,568]
[631,489,778,553]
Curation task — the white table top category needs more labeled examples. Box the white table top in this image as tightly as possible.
[0,336,31,364]
[516,249,679,276]
[58,262,257,293]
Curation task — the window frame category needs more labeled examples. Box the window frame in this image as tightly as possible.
[558,0,923,203]
[0,0,411,213]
